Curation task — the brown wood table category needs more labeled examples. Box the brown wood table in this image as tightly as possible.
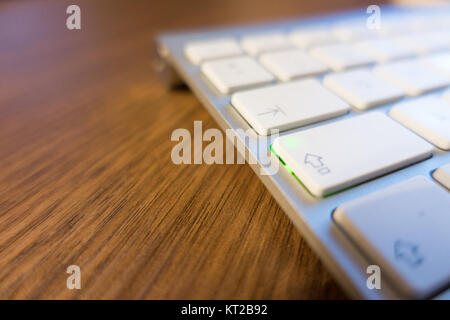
[0,0,386,299]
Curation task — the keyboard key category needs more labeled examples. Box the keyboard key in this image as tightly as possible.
[231,79,349,135]
[432,14,450,29]
[395,32,450,55]
[355,39,415,63]
[241,32,293,55]
[433,163,450,190]
[323,69,405,110]
[390,97,450,150]
[271,112,433,196]
[422,52,450,77]
[332,24,379,42]
[444,89,450,102]
[259,49,328,81]
[374,59,450,96]
[289,29,338,48]
[407,15,438,32]
[184,38,243,64]
[310,44,375,71]
[333,176,450,299]
[201,56,275,94]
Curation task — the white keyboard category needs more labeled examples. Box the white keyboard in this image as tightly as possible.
[157,5,450,299]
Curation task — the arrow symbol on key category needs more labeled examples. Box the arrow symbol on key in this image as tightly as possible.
[394,240,424,268]
[258,105,286,117]
[304,153,324,168]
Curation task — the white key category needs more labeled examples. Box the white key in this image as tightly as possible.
[432,14,450,30]
[259,49,328,81]
[332,24,379,42]
[201,56,274,94]
[310,44,375,71]
[323,69,405,110]
[433,163,450,190]
[374,59,450,96]
[390,97,450,150]
[407,15,439,32]
[355,39,415,63]
[231,79,349,135]
[395,32,450,55]
[444,89,450,102]
[289,29,338,48]
[334,176,450,299]
[241,32,293,55]
[271,112,433,196]
[184,38,243,64]
[422,52,450,77]
[376,18,415,37]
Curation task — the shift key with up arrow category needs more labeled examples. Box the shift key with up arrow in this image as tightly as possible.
[304,154,330,175]
[231,79,349,135]
[271,112,433,196]
[333,176,450,298]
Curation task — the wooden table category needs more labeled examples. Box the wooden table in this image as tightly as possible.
[0,0,384,299]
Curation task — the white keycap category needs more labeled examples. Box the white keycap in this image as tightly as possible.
[432,14,450,29]
[422,52,450,77]
[407,15,437,32]
[184,38,243,64]
[201,56,275,94]
[241,32,293,55]
[333,176,450,299]
[332,24,379,42]
[323,69,405,110]
[310,44,375,71]
[435,14,450,29]
[355,39,415,63]
[390,97,450,150]
[259,49,328,81]
[444,89,450,102]
[395,32,450,55]
[271,112,433,196]
[376,18,415,37]
[433,163,450,190]
[231,79,349,135]
[374,59,450,96]
[289,29,338,48]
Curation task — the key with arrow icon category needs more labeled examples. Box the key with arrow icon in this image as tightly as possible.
[333,176,450,299]
[304,153,330,174]
[231,79,349,135]
[394,240,425,268]
[304,153,324,168]
[270,112,433,196]
[257,105,286,117]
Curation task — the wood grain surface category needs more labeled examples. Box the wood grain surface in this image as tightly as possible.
[0,0,385,299]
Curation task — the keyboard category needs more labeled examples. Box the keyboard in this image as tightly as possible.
[157,5,450,299]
